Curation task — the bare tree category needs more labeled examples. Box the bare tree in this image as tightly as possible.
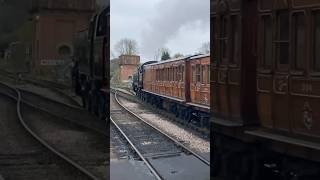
[154,47,171,61]
[173,53,184,58]
[154,48,162,61]
[114,38,138,56]
[198,42,210,54]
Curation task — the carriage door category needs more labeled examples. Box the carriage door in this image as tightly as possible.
[273,11,290,131]
[289,11,310,136]
[257,13,273,128]
[216,11,230,118]
[211,14,219,115]
[240,0,259,123]
[298,10,320,138]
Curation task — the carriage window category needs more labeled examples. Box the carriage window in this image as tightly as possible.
[173,67,175,81]
[314,12,320,71]
[207,65,210,84]
[196,64,201,82]
[161,69,164,81]
[163,69,165,81]
[276,12,289,68]
[220,16,228,64]
[293,13,305,70]
[163,68,165,81]
[212,17,216,62]
[171,67,174,81]
[262,15,272,68]
[192,66,196,83]
[181,66,184,82]
[178,66,180,81]
[162,69,165,81]
[231,15,239,65]
[201,65,206,83]
[175,67,178,81]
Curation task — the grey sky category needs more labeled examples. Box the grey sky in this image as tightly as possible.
[111,0,210,62]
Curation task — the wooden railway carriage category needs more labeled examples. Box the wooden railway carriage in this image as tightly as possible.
[211,0,320,179]
[211,0,258,124]
[143,57,186,101]
[141,55,210,129]
[254,0,320,159]
[189,54,210,108]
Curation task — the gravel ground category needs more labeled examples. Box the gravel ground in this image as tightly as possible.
[117,95,210,157]
[110,124,138,160]
[21,103,108,179]
[0,94,91,180]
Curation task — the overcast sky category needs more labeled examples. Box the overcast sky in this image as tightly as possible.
[111,0,210,62]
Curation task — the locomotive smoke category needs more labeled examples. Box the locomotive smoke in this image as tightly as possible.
[141,0,209,60]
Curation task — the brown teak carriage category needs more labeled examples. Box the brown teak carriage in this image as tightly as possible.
[211,0,320,179]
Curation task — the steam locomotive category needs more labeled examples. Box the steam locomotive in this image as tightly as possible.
[73,4,109,120]
[211,0,320,179]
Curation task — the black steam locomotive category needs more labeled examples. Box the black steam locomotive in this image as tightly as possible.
[72,5,109,120]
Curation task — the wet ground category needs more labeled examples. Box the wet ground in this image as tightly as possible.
[110,124,157,180]
[110,93,210,180]
[149,154,210,180]
[117,93,210,161]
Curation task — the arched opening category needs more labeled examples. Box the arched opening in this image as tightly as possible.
[58,45,72,58]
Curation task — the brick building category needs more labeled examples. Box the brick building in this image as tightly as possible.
[30,0,96,77]
[118,55,140,82]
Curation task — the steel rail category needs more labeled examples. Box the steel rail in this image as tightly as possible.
[110,116,163,180]
[18,88,108,137]
[113,90,210,166]
[0,82,100,180]
[0,70,80,107]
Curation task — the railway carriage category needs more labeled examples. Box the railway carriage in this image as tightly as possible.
[144,57,186,100]
[135,54,210,130]
[211,0,320,179]
[189,54,210,108]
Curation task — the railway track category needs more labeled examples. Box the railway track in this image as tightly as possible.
[0,82,108,180]
[113,87,210,136]
[110,90,210,180]
[0,69,81,107]
[113,88,210,157]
